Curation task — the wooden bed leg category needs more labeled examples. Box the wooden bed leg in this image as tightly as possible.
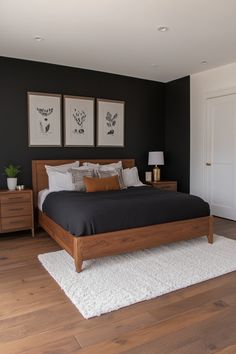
[207,216,214,244]
[73,238,83,273]
[75,258,83,273]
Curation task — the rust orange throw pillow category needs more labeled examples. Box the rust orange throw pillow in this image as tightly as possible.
[83,175,120,192]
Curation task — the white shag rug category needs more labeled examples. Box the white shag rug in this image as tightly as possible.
[38,235,236,319]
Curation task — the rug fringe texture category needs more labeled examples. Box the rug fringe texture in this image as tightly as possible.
[38,235,236,319]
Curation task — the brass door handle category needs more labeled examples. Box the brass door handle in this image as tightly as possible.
[206,162,211,166]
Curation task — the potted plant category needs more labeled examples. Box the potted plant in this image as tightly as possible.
[4,164,21,190]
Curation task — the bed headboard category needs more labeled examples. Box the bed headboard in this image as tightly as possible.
[32,159,135,206]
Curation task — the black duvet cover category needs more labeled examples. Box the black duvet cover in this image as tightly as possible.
[42,186,210,237]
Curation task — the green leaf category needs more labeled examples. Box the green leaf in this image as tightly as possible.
[3,164,21,178]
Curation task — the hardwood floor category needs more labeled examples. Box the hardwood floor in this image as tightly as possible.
[0,217,235,354]
[214,217,236,240]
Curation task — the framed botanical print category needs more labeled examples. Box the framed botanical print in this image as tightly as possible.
[28,92,62,147]
[97,99,125,147]
[64,95,95,147]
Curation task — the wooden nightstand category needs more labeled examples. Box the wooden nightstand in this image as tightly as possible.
[147,180,177,191]
[0,189,34,237]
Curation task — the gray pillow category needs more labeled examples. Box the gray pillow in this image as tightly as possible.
[71,168,94,191]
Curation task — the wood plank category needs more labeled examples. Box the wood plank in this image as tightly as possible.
[215,346,236,354]
[0,334,81,354]
[123,299,236,354]
[214,216,236,240]
[0,278,65,320]
[75,300,232,354]
[75,312,157,348]
[0,302,83,343]
[23,336,81,354]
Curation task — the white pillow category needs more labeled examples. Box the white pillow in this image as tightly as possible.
[45,161,80,173]
[47,170,74,192]
[122,167,143,187]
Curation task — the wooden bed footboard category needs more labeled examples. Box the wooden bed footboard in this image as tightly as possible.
[39,211,213,272]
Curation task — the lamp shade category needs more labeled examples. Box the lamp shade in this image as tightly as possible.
[148,151,164,165]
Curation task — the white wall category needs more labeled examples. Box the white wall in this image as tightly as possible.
[190,62,236,198]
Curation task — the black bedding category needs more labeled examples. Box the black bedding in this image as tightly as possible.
[42,186,210,237]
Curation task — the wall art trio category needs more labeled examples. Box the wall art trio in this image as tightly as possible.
[28,92,125,147]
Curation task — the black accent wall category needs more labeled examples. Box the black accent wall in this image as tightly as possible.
[164,76,190,192]
[0,57,190,192]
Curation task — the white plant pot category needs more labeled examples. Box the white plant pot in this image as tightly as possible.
[7,177,17,190]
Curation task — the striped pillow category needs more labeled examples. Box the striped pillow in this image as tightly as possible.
[97,168,126,189]
[71,168,94,191]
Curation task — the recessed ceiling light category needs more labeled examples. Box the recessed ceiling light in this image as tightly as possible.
[34,36,44,42]
[158,26,169,32]
[201,60,208,64]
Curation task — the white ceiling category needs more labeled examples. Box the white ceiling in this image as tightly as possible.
[1,0,236,82]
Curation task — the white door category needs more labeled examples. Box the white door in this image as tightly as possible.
[205,94,236,220]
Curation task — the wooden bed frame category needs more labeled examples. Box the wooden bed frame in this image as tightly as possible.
[32,159,213,272]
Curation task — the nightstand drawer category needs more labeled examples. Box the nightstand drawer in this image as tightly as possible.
[147,180,177,191]
[1,192,31,204]
[1,203,32,217]
[1,215,32,232]
[158,184,176,191]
